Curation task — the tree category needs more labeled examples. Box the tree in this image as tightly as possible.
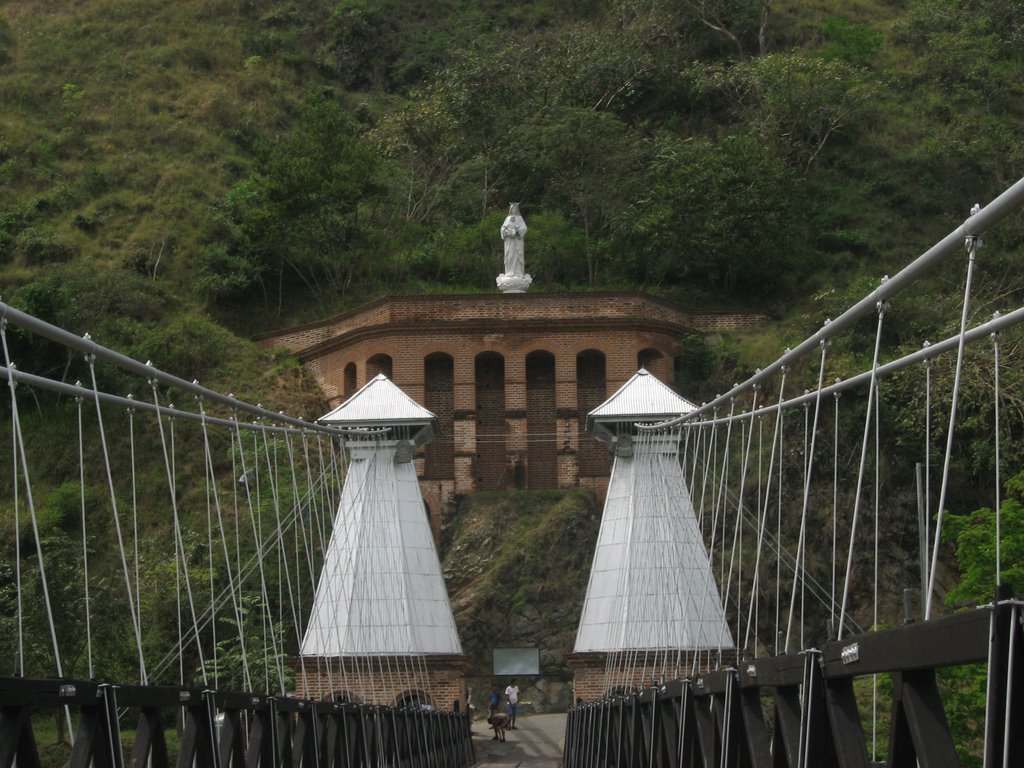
[612,131,810,297]
[946,470,1024,607]
[211,93,381,310]
[534,108,642,285]
[934,468,1024,766]
[693,53,877,173]
[681,0,773,58]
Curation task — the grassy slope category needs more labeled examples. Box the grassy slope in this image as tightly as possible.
[441,489,601,675]
[0,0,315,287]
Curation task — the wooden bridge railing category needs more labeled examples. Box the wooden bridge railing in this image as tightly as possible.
[0,678,474,768]
[563,594,1023,767]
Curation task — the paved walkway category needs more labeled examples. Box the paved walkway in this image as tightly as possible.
[471,712,565,767]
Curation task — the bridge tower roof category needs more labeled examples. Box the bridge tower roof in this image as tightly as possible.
[319,373,439,445]
[586,368,697,443]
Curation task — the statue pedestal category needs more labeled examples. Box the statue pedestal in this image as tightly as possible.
[497,273,532,293]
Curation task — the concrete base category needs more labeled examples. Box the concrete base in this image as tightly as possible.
[496,273,533,293]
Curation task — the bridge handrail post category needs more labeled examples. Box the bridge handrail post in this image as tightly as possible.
[984,590,1023,767]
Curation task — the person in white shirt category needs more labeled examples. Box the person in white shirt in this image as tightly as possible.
[504,679,520,729]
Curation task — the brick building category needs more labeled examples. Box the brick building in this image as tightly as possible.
[259,291,767,524]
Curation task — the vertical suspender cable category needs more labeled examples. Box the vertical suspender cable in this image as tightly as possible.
[261,428,288,690]
[743,378,785,653]
[229,418,253,692]
[128,400,144,682]
[801,400,810,648]
[838,294,887,639]
[286,433,312,691]
[77,391,94,679]
[87,355,147,683]
[926,220,981,620]
[1,321,70,732]
[741,418,749,653]
[775,382,785,655]
[755,413,763,649]
[715,399,736,612]
[299,432,334,696]
[151,378,208,684]
[198,395,218,688]
[175,520,183,684]
[723,393,757,658]
[924,353,932,592]
[203,406,252,692]
[267,428,308,695]
[785,341,828,653]
[11,354,23,676]
[992,320,1002,585]
[872,379,881,760]
[237,419,286,695]
[831,390,840,631]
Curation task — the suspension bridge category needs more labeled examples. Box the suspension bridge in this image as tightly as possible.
[2,174,1024,768]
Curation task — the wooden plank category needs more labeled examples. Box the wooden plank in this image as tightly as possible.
[0,705,40,768]
[737,687,773,767]
[821,608,990,678]
[771,687,801,768]
[887,670,958,768]
[740,655,806,690]
[822,677,870,768]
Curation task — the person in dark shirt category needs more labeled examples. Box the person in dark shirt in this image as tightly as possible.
[487,685,501,716]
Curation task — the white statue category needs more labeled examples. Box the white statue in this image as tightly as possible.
[497,202,532,293]
[501,203,527,276]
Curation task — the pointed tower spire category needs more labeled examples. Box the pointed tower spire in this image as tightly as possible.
[572,369,732,696]
[298,375,465,706]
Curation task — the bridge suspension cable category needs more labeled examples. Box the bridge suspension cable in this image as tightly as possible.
[0,298,349,698]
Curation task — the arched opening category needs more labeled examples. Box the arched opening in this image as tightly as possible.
[577,350,609,476]
[343,362,357,398]
[526,350,557,489]
[395,689,434,710]
[637,348,666,380]
[475,352,506,490]
[424,353,454,481]
[367,353,393,380]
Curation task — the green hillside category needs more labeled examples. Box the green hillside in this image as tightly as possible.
[3,0,1022,333]
[1,3,1024,761]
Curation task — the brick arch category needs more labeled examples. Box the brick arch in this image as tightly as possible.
[415,339,468,359]
[526,350,557,489]
[576,349,609,476]
[343,362,357,398]
[519,343,560,357]
[424,352,454,481]
[367,353,393,380]
[395,688,434,708]
[637,348,669,381]
[475,352,506,490]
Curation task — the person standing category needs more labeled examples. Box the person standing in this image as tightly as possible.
[504,678,520,729]
[488,685,501,717]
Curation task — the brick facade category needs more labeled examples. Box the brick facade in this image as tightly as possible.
[567,651,739,703]
[293,655,468,712]
[260,292,766,521]
[262,292,764,710]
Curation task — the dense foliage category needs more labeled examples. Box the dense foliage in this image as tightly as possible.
[1,0,1022,331]
[1,3,1023,759]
